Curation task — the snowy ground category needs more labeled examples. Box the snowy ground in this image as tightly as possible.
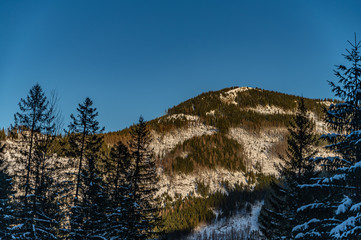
[153,112,330,198]
[228,128,287,176]
[186,201,264,240]
[150,120,217,158]
[220,87,255,105]
[156,168,247,199]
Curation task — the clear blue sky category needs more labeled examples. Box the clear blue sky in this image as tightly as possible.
[1,1,361,132]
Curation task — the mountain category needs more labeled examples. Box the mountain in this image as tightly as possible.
[99,86,333,238]
[104,86,330,192]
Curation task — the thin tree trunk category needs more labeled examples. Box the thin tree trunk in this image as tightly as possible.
[24,118,36,212]
[75,126,86,204]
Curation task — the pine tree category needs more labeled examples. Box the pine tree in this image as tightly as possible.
[13,84,49,214]
[68,97,104,204]
[67,97,108,239]
[79,154,109,239]
[259,98,317,239]
[11,84,63,239]
[127,116,161,239]
[294,36,361,239]
[106,141,137,239]
[0,143,14,239]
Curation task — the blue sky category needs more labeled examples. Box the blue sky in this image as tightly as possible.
[1,1,361,132]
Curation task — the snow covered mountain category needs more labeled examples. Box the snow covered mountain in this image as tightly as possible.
[101,86,332,239]
[105,87,329,198]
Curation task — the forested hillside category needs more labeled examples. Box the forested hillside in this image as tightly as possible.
[1,83,331,239]
[104,87,329,145]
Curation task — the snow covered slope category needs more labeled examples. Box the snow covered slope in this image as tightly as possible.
[146,87,332,198]
[186,201,264,240]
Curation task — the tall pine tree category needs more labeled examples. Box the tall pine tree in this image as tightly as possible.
[13,84,49,214]
[12,84,63,239]
[259,97,317,239]
[67,97,109,239]
[127,116,161,239]
[106,141,137,239]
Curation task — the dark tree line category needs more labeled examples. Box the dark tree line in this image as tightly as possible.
[0,84,161,239]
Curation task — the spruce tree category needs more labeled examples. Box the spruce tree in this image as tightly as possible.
[127,116,160,239]
[67,97,108,239]
[294,36,361,239]
[68,97,104,204]
[259,97,317,239]
[79,154,109,239]
[13,84,49,213]
[11,84,63,239]
[106,141,137,239]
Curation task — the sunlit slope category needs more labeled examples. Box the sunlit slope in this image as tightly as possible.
[102,87,331,192]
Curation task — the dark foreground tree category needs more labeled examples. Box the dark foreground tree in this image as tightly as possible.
[67,97,109,239]
[13,84,49,213]
[11,84,63,239]
[128,116,161,239]
[259,98,317,239]
[106,141,137,239]
[294,36,361,239]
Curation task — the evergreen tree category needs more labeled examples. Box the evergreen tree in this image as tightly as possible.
[79,154,109,239]
[68,97,104,204]
[106,141,137,239]
[0,143,14,239]
[294,36,361,239]
[11,84,63,239]
[13,84,49,213]
[67,97,108,239]
[127,116,161,239]
[259,98,317,239]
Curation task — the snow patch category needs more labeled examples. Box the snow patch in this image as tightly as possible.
[335,196,352,215]
[186,201,263,240]
[228,128,287,175]
[330,216,356,238]
[150,122,217,158]
[318,100,333,107]
[156,168,247,199]
[220,87,253,105]
[206,110,215,116]
[165,114,200,122]
[247,105,292,115]
[293,218,321,232]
